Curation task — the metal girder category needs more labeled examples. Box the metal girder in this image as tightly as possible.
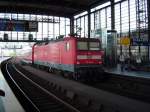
[0,6,72,17]
[0,1,88,17]
[148,0,150,61]
[89,0,109,9]
[0,40,49,43]
[0,0,108,17]
[11,0,89,10]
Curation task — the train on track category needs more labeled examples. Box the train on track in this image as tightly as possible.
[22,36,104,81]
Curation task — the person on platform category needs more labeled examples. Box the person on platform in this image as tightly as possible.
[136,55,142,69]
[119,53,125,72]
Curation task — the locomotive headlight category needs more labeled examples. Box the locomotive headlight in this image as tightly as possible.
[77,55,87,59]
[92,55,101,59]
[77,55,101,59]
[98,61,102,64]
[77,61,80,64]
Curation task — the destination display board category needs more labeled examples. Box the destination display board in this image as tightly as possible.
[131,33,149,46]
[0,19,38,32]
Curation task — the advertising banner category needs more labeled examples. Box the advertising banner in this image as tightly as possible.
[0,19,38,32]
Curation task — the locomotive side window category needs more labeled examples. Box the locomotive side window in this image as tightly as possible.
[65,42,70,51]
[77,42,88,50]
[89,42,100,50]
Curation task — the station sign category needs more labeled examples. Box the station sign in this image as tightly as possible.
[0,19,38,32]
[132,34,150,46]
[131,37,149,46]
[120,36,130,46]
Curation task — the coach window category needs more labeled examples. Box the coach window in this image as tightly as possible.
[66,42,70,51]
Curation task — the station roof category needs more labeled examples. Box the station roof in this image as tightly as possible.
[0,0,108,17]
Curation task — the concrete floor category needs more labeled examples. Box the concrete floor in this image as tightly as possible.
[0,57,24,112]
[105,64,150,79]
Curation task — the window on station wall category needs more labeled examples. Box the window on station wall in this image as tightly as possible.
[48,16,53,39]
[30,14,36,21]
[0,13,70,41]
[29,32,36,40]
[74,20,76,34]
[18,14,24,20]
[90,13,94,30]
[18,32,24,40]
[81,17,84,37]
[0,31,4,39]
[11,32,17,40]
[74,11,88,19]
[54,17,60,37]
[94,11,100,30]
[24,14,30,21]
[3,31,11,40]
[11,13,18,20]
[43,22,48,39]
[100,9,106,29]
[5,13,12,20]
[76,18,81,36]
[145,0,148,25]
[66,18,70,36]
[48,23,53,39]
[37,22,43,40]
[121,1,129,33]
[93,7,111,31]
[106,7,111,30]
[0,13,5,18]
[130,0,136,32]
[60,17,65,36]
[115,4,121,34]
[74,15,88,38]
[84,16,88,38]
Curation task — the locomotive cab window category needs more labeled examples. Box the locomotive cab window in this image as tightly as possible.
[77,42,88,50]
[89,42,100,50]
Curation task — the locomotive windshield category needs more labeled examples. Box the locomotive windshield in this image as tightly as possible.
[89,42,100,50]
[77,41,100,51]
[77,42,88,50]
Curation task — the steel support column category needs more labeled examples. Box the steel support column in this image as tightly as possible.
[88,9,91,38]
[111,0,115,30]
[148,0,150,61]
[70,17,74,35]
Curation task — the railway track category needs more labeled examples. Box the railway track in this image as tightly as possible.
[2,60,82,112]
[30,63,150,103]
[87,72,150,103]
[16,59,150,103]
[1,58,150,112]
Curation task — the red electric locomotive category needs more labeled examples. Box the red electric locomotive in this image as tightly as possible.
[31,36,104,80]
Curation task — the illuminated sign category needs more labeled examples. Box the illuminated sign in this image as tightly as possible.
[0,19,38,32]
[120,37,130,46]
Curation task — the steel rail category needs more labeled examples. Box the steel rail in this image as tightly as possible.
[11,63,81,112]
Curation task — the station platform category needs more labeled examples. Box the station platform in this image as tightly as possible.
[105,64,150,79]
[0,57,24,112]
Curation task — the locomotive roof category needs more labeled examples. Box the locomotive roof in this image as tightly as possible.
[35,37,100,46]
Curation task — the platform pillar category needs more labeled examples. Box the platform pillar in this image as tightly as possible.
[148,0,150,61]
[70,17,74,35]
[111,0,115,30]
[88,9,91,38]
